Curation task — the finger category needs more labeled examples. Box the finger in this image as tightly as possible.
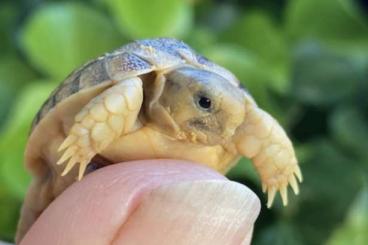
[20,160,260,245]
[114,180,260,245]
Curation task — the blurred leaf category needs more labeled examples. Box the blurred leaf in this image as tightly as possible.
[255,222,303,245]
[0,186,20,242]
[200,2,239,33]
[286,0,368,60]
[0,55,37,88]
[286,0,368,62]
[286,0,368,41]
[222,10,290,93]
[184,27,216,51]
[0,86,13,128]
[294,144,314,165]
[226,157,258,183]
[21,2,122,79]
[293,139,363,244]
[327,187,368,245]
[0,3,17,52]
[291,42,360,106]
[0,81,56,199]
[106,0,192,38]
[330,105,368,160]
[0,55,38,126]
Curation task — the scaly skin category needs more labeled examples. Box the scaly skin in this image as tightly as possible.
[234,100,302,208]
[57,77,143,180]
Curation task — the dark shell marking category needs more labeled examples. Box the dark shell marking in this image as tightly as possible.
[120,38,192,58]
[31,52,152,129]
[31,38,241,130]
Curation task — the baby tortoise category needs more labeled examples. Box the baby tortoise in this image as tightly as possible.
[17,38,302,242]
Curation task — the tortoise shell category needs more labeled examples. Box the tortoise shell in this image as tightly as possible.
[31,38,239,131]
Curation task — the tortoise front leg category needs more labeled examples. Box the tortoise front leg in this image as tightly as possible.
[57,77,143,180]
[233,100,302,208]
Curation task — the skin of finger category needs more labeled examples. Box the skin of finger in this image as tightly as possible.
[20,160,260,245]
[241,226,254,245]
[113,180,260,245]
[20,160,226,245]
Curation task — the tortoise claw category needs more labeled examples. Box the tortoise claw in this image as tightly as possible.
[56,145,77,165]
[58,135,77,152]
[58,134,94,179]
[289,174,299,195]
[267,187,277,208]
[61,156,79,176]
[295,165,303,182]
[280,185,288,206]
[263,167,302,208]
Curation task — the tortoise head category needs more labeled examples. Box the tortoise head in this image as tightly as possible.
[153,67,301,207]
[152,66,246,145]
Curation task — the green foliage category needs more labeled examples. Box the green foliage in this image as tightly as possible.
[0,55,38,126]
[286,0,368,42]
[0,186,20,241]
[286,0,368,59]
[0,4,17,53]
[222,10,290,93]
[21,2,122,79]
[0,0,367,243]
[330,105,368,160]
[105,0,192,38]
[255,221,303,245]
[291,42,361,106]
[327,187,368,245]
[292,140,363,244]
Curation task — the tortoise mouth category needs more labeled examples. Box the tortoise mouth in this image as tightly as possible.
[86,154,113,175]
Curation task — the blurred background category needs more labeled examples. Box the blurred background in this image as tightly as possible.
[0,0,367,243]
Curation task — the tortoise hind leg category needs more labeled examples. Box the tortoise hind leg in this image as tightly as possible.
[57,77,143,180]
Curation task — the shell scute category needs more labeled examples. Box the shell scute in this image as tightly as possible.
[123,38,192,58]
[104,52,153,80]
[31,53,151,129]
[79,59,110,88]
[31,38,241,130]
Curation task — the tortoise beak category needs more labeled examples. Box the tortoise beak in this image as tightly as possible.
[233,98,302,207]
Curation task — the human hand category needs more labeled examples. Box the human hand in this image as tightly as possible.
[16,160,260,245]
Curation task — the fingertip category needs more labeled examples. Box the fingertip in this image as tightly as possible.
[20,160,260,245]
[20,160,225,245]
[114,180,260,244]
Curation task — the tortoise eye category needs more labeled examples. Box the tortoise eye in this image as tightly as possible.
[197,96,212,110]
